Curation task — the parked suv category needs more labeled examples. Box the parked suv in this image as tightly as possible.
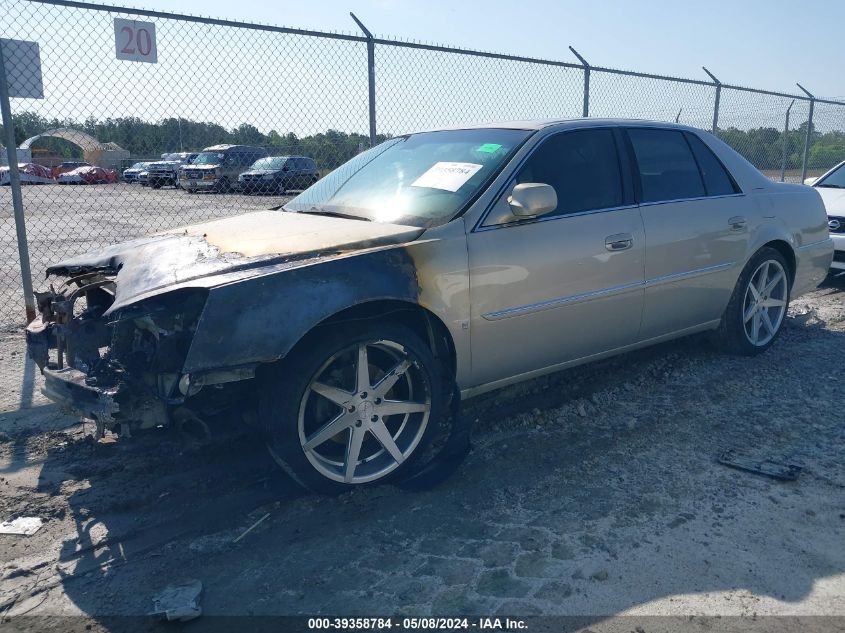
[237,155,319,194]
[179,145,267,193]
[122,162,150,183]
[147,152,198,189]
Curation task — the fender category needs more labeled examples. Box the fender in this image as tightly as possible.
[182,245,421,373]
[744,217,797,268]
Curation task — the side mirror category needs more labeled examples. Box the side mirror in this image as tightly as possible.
[804,177,818,186]
[508,183,557,218]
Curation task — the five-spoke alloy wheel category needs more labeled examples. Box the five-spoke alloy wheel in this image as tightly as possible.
[715,246,792,355]
[260,323,443,494]
[742,259,788,347]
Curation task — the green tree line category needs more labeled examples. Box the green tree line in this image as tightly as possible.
[718,122,845,171]
[3,112,390,171]
[4,111,845,172]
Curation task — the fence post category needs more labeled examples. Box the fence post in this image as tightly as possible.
[0,42,36,324]
[569,47,590,117]
[350,13,377,146]
[702,67,721,135]
[797,83,815,183]
[781,100,794,182]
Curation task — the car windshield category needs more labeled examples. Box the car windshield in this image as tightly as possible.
[252,157,287,170]
[816,162,845,189]
[193,152,224,165]
[284,128,531,227]
[130,162,147,169]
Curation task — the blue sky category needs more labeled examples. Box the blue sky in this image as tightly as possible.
[97,0,844,100]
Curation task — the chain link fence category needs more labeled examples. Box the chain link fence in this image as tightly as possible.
[1,0,844,411]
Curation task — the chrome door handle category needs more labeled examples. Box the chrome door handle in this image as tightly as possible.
[605,233,633,251]
[729,216,747,230]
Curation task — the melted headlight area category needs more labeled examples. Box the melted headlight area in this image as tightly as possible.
[26,276,216,434]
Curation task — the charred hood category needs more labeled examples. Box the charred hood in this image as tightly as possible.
[46,210,424,313]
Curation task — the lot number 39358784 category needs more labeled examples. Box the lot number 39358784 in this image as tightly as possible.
[114,18,157,63]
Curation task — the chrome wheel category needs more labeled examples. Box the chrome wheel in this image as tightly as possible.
[297,340,431,484]
[743,259,788,347]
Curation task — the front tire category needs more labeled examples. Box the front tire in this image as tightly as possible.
[259,322,444,494]
[714,247,791,355]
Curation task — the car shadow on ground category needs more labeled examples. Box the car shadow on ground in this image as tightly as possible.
[1,311,844,629]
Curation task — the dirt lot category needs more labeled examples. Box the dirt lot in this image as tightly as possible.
[0,274,843,630]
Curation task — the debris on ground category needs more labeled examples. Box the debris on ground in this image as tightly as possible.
[0,516,43,536]
[717,450,802,481]
[233,512,271,544]
[151,579,203,622]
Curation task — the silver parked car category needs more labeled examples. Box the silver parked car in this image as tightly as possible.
[805,159,845,273]
[26,119,832,494]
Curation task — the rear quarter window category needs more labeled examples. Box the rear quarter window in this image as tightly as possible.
[685,133,739,196]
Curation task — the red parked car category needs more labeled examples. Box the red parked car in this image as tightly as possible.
[51,161,91,178]
[0,162,54,185]
[57,165,119,185]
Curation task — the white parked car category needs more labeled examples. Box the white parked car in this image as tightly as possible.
[806,160,845,273]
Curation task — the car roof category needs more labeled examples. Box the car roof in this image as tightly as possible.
[430,118,704,133]
[203,144,264,152]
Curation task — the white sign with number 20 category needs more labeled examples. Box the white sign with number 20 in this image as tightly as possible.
[114,18,157,63]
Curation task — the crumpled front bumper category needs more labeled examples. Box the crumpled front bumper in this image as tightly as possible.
[41,366,121,421]
[26,316,123,421]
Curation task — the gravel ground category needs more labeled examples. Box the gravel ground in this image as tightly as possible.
[0,277,843,630]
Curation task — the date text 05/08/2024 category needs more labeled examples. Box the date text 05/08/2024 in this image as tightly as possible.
[307,617,528,630]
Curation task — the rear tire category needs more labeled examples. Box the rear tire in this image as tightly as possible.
[259,322,444,495]
[713,247,791,356]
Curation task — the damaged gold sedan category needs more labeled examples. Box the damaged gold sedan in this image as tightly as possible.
[27,120,832,493]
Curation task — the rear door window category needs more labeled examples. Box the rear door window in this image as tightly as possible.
[628,128,706,203]
[685,133,739,196]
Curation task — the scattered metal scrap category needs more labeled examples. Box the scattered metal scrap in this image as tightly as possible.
[151,579,203,622]
[0,517,43,536]
[718,450,802,481]
[233,512,271,544]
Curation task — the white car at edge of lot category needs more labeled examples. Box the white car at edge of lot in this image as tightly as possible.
[806,160,845,274]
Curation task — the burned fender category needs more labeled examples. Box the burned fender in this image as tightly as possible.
[182,245,420,373]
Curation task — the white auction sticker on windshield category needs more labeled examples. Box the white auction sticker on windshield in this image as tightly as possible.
[411,162,483,192]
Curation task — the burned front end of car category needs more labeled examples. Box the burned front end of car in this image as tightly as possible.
[24,210,428,439]
[26,275,211,435]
